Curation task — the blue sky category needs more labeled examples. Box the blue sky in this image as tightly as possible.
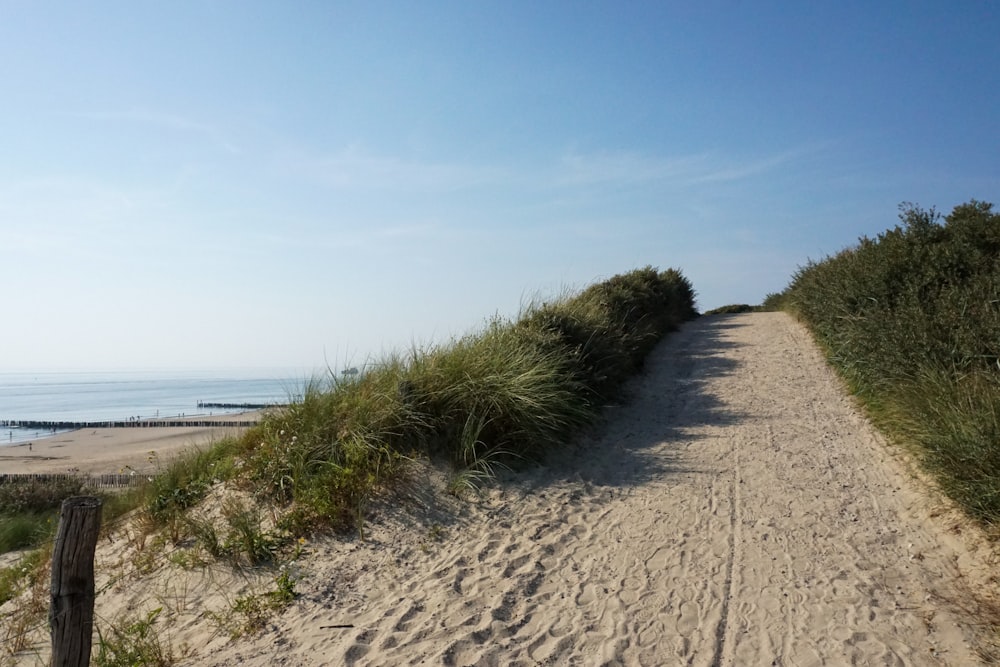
[1,1,997,371]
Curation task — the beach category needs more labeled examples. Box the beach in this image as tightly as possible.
[0,412,259,475]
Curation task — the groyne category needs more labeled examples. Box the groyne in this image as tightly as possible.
[197,401,284,410]
[0,473,150,489]
[2,419,258,431]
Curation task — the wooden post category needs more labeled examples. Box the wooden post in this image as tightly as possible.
[49,496,102,667]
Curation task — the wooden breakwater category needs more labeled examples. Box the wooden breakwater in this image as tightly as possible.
[197,401,285,410]
[0,473,150,489]
[2,419,258,430]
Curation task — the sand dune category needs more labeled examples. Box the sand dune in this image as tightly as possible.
[4,313,996,665]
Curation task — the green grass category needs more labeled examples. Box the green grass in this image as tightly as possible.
[774,200,1000,529]
[0,513,55,553]
[702,304,757,315]
[229,266,697,536]
[0,476,147,555]
[94,608,173,667]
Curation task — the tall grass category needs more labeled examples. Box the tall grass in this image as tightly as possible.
[776,200,1000,528]
[231,266,698,534]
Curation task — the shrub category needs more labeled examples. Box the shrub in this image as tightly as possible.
[775,200,1000,527]
[0,477,84,514]
[703,304,755,315]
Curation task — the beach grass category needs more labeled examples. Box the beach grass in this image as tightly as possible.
[236,266,696,535]
[130,266,698,540]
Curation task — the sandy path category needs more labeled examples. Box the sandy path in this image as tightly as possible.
[164,314,993,664]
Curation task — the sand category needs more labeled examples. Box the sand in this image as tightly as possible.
[0,413,260,476]
[3,313,998,665]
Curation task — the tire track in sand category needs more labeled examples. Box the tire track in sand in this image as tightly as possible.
[199,312,989,666]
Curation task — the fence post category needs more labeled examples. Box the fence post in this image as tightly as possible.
[49,496,102,667]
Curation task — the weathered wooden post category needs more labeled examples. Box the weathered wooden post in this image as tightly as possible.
[49,496,102,667]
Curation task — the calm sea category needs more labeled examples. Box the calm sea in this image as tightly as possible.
[0,370,307,446]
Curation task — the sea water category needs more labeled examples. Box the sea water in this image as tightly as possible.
[0,369,307,445]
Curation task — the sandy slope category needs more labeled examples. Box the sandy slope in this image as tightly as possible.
[4,313,995,666]
[191,312,994,666]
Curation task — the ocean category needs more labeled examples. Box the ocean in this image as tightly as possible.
[0,370,306,446]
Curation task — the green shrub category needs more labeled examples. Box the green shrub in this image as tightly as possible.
[703,304,756,315]
[775,200,1000,527]
[0,477,84,514]
[0,513,53,553]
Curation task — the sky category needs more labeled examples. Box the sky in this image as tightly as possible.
[1,1,998,372]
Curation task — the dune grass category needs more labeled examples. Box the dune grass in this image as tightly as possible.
[172,266,699,538]
[774,200,1000,529]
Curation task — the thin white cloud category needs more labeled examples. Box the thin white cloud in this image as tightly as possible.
[552,145,824,188]
[554,151,708,186]
[296,145,505,192]
[66,109,241,154]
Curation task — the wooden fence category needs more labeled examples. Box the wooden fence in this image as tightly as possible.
[2,418,258,430]
[0,473,151,489]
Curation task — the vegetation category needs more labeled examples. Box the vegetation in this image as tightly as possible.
[225,265,698,535]
[703,304,757,315]
[94,608,173,667]
[0,474,152,556]
[774,200,1000,528]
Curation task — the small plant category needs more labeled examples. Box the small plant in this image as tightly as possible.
[94,608,172,667]
[220,498,284,566]
[210,571,297,639]
[165,548,210,570]
[1,548,52,660]
[270,567,297,607]
[184,516,224,559]
[446,414,515,497]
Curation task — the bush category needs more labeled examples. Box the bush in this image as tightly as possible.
[775,200,1000,527]
[703,304,755,315]
[0,477,84,514]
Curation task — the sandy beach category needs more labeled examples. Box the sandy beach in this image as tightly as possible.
[3,313,998,665]
[0,413,260,475]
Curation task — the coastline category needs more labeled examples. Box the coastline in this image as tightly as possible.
[0,411,261,475]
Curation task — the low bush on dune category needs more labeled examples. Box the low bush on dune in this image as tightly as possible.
[774,200,1000,528]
